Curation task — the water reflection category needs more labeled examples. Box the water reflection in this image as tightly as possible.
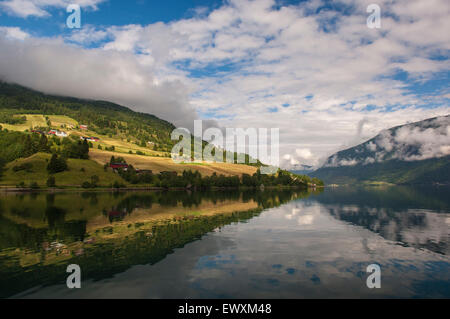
[310,186,450,255]
[0,189,312,298]
[0,186,449,298]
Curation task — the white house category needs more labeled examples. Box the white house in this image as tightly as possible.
[55,131,68,137]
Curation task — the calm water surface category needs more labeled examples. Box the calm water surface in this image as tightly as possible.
[0,186,449,298]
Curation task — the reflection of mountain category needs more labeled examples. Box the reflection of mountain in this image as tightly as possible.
[312,186,450,255]
[311,115,450,184]
[0,189,317,298]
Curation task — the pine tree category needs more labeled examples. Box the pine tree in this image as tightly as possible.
[47,154,67,174]
[38,134,50,153]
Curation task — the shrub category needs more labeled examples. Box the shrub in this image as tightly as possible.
[113,181,125,188]
[47,154,68,174]
[12,162,33,172]
[81,181,92,189]
[29,181,39,189]
[90,175,99,187]
[16,181,25,188]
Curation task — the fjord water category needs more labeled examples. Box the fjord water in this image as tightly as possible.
[0,186,449,298]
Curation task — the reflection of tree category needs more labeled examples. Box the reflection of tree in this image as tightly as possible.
[0,207,263,298]
[0,188,321,298]
[46,193,55,206]
[45,205,87,243]
[0,216,47,251]
[45,206,66,229]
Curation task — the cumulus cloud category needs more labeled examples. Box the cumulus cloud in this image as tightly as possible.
[0,26,29,40]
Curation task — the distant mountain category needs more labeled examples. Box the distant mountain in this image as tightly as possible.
[311,115,450,185]
[289,164,314,175]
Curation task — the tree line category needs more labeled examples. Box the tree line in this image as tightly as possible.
[108,156,321,189]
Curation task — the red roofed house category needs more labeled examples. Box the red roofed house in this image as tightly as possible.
[110,163,129,171]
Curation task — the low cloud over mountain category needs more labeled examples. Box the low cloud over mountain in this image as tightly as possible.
[324,115,450,168]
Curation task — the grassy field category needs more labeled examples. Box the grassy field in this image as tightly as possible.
[0,114,78,131]
[48,115,78,127]
[67,129,167,157]
[0,153,126,188]
[90,149,258,176]
[1,113,168,156]
[1,113,259,179]
[0,114,48,131]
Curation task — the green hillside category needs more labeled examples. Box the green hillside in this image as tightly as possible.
[0,153,126,188]
[0,81,176,153]
[0,81,263,162]
[0,82,321,188]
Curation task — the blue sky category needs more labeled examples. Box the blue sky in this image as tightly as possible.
[0,0,448,168]
[0,0,224,35]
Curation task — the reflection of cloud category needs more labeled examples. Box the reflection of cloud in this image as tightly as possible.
[285,207,300,220]
[297,214,314,225]
[17,198,450,299]
[323,203,450,255]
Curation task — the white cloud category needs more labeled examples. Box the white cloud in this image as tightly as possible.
[0,26,29,40]
[323,115,450,167]
[0,35,199,128]
[0,0,105,18]
[296,148,313,160]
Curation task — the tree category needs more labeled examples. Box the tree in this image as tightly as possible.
[38,134,50,153]
[90,175,99,187]
[47,154,68,174]
[46,176,56,187]
[81,139,89,159]
[23,135,35,157]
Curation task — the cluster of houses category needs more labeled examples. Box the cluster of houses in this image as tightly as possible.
[30,124,89,138]
[31,129,101,142]
[31,129,68,137]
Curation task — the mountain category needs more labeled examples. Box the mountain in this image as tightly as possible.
[311,115,450,185]
[289,164,315,175]
[0,82,263,165]
[0,81,176,153]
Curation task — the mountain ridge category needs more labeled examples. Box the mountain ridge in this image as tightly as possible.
[311,115,450,185]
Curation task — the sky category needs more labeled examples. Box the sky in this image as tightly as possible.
[0,0,449,169]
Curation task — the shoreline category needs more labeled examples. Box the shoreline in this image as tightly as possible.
[0,184,319,193]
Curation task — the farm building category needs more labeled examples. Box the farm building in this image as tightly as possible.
[80,136,99,142]
[48,129,68,137]
[110,163,129,171]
